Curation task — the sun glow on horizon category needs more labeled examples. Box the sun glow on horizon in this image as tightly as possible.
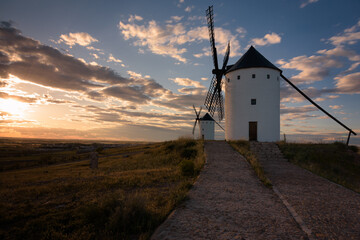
[0,99,29,117]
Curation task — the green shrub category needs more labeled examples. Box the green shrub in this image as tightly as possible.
[180,160,195,176]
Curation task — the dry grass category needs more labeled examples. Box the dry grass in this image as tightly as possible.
[0,138,204,240]
[228,141,272,188]
[278,141,360,193]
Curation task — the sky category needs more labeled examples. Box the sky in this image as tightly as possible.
[0,0,359,144]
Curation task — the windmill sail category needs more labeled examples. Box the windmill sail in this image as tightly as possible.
[204,5,230,121]
[192,105,202,135]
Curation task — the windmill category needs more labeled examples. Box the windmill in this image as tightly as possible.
[202,5,356,144]
[192,105,225,140]
[204,5,230,122]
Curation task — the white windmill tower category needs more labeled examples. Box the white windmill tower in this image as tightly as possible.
[192,105,224,140]
[204,5,356,143]
[225,46,281,141]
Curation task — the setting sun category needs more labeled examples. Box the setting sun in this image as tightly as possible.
[0,99,29,117]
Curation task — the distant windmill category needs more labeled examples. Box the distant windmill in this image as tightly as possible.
[204,5,356,144]
[192,105,224,140]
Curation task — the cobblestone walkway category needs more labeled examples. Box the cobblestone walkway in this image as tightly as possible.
[251,142,360,240]
[151,141,306,239]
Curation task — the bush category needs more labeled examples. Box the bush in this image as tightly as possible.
[180,148,197,159]
[180,160,195,176]
[349,145,358,153]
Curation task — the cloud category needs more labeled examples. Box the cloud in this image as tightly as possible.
[153,92,204,111]
[91,53,99,59]
[127,70,142,79]
[118,16,242,63]
[59,32,98,47]
[128,14,143,22]
[277,55,342,84]
[278,20,360,88]
[118,20,188,63]
[249,32,281,47]
[335,72,360,94]
[0,91,38,103]
[329,105,342,110]
[201,77,207,81]
[107,54,122,63]
[184,6,194,12]
[329,20,360,46]
[170,77,204,88]
[280,85,335,103]
[0,91,74,106]
[280,104,317,114]
[317,46,360,62]
[171,16,183,22]
[0,21,174,106]
[300,0,319,8]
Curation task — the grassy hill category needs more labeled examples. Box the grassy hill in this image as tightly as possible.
[0,138,205,240]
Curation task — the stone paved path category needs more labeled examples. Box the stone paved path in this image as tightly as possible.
[151,141,306,239]
[251,142,360,240]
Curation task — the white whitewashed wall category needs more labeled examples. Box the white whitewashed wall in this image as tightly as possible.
[225,68,280,142]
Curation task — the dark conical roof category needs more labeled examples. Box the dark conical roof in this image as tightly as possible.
[200,113,214,121]
[227,46,281,73]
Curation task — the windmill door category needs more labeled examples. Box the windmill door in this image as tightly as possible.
[249,122,257,141]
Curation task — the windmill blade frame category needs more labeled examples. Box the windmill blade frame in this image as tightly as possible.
[213,118,225,131]
[206,6,218,71]
[204,6,230,122]
[192,105,202,135]
[192,119,197,135]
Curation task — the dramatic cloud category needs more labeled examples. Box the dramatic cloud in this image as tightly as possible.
[0,22,179,108]
[249,32,281,47]
[118,16,242,63]
[59,32,98,47]
[300,0,319,8]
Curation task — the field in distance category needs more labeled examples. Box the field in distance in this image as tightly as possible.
[0,137,205,240]
[0,137,149,171]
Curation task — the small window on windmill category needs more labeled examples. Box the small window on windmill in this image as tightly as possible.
[277,76,279,81]
[267,74,270,79]
[237,75,240,80]
[251,99,256,105]
[227,78,230,82]
[252,74,256,78]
